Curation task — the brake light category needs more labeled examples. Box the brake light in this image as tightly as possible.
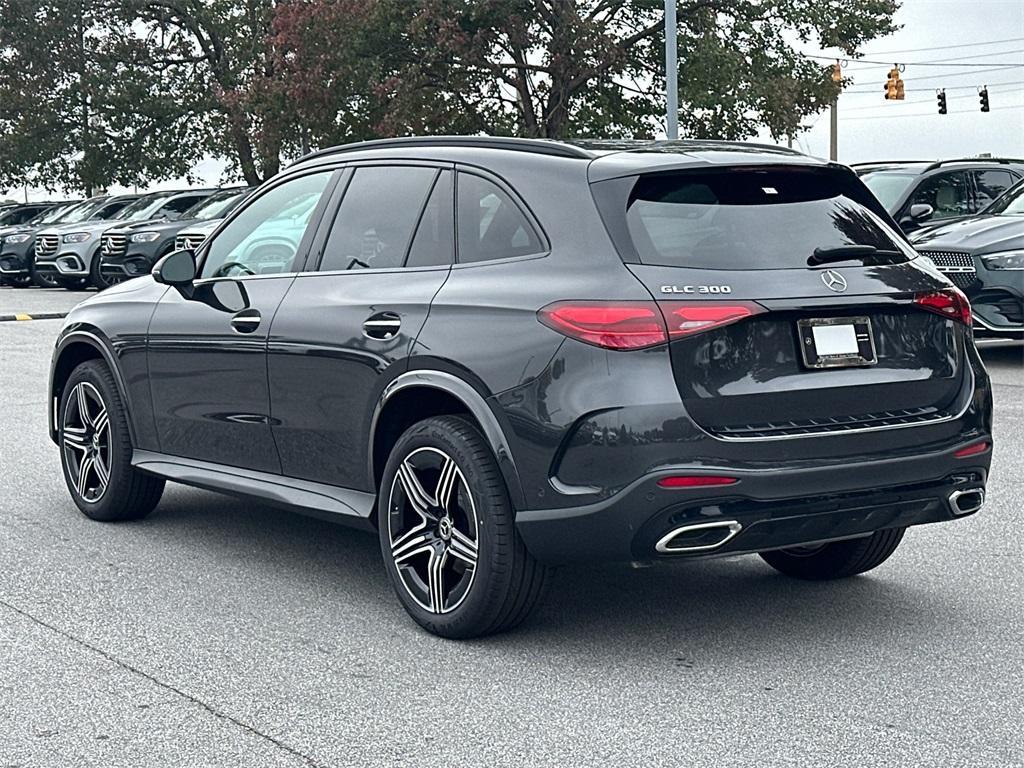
[954,441,989,459]
[657,475,738,489]
[538,301,765,350]
[915,288,972,326]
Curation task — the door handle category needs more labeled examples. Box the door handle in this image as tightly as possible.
[230,309,261,333]
[363,311,401,340]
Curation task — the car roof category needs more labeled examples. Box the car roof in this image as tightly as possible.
[291,136,830,182]
[854,158,1024,176]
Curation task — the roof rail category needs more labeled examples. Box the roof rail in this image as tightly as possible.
[569,138,805,156]
[923,157,1024,172]
[849,160,930,167]
[295,136,594,165]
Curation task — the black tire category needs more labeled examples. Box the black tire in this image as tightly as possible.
[30,259,59,288]
[3,274,32,287]
[378,415,552,639]
[58,360,164,521]
[89,248,110,290]
[759,528,906,580]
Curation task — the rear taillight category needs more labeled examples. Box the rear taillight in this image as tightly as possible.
[915,288,972,326]
[657,475,738,489]
[538,301,765,350]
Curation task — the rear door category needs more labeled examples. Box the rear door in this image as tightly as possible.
[268,164,454,491]
[592,165,968,440]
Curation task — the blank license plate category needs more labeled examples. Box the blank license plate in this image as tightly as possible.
[797,317,877,369]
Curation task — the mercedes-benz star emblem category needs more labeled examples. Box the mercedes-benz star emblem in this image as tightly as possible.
[821,269,848,293]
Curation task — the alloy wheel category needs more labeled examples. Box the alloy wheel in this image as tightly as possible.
[386,447,479,614]
[62,381,111,502]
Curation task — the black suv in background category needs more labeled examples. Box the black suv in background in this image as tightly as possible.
[913,177,1024,337]
[100,187,252,284]
[0,197,134,288]
[856,158,1024,233]
[48,137,992,638]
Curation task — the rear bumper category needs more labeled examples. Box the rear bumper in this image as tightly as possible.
[516,438,991,564]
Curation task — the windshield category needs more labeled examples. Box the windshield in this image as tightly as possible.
[860,172,919,211]
[982,180,1024,215]
[29,203,75,225]
[113,195,168,222]
[617,168,909,270]
[181,189,249,221]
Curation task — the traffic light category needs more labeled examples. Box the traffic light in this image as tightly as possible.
[979,86,990,112]
[937,89,947,114]
[832,61,842,83]
[884,66,904,100]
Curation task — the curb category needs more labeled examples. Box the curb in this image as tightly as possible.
[0,312,68,322]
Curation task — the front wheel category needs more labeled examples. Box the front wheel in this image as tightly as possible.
[378,415,552,639]
[30,260,59,288]
[759,528,906,580]
[58,360,165,521]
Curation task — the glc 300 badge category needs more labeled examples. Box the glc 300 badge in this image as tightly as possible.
[821,269,848,293]
[660,285,732,294]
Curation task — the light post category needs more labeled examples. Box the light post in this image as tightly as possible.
[665,1,678,140]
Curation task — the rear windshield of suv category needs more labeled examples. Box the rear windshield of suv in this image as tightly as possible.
[614,168,910,270]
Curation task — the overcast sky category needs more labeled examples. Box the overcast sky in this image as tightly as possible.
[770,0,1024,163]
[5,0,1023,201]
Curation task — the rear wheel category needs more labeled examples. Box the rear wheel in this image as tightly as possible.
[378,415,552,639]
[58,360,164,521]
[759,528,905,580]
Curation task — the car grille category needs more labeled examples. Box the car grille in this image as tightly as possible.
[175,233,207,251]
[918,250,978,290]
[36,234,59,258]
[711,404,955,440]
[101,233,127,260]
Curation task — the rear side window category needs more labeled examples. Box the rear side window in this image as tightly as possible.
[619,168,908,270]
[320,166,436,272]
[456,173,543,263]
[406,171,454,268]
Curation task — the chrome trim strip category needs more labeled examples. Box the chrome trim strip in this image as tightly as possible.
[710,366,975,442]
[655,520,743,554]
[972,313,1024,333]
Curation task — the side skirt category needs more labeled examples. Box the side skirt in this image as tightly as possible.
[132,450,377,530]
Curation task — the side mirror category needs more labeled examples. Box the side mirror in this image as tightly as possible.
[909,203,934,221]
[153,249,196,286]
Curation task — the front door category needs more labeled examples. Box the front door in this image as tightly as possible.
[147,169,337,471]
[268,164,454,490]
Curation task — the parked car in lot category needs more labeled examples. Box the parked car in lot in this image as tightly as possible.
[0,201,64,228]
[855,158,1024,234]
[0,201,79,286]
[48,137,992,638]
[99,187,252,284]
[0,196,132,287]
[34,189,216,290]
[912,177,1024,338]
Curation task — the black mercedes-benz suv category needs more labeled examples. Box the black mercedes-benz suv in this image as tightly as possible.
[48,137,993,638]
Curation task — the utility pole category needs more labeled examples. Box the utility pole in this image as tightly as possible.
[664,0,678,140]
[829,99,837,161]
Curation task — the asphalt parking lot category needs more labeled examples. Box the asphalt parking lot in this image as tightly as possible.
[1,288,1022,767]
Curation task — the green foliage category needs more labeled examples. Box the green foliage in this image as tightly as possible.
[0,0,899,192]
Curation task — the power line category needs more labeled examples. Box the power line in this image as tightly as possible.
[844,79,1024,95]
[842,65,1021,90]
[838,48,1024,71]
[840,104,1024,121]
[841,89,1014,111]
[858,36,1024,56]
[807,53,1024,68]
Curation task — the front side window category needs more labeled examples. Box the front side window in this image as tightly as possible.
[319,166,437,272]
[201,171,332,279]
[456,173,543,264]
[160,194,209,218]
[910,172,970,219]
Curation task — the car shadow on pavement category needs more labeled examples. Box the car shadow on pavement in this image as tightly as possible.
[144,485,961,657]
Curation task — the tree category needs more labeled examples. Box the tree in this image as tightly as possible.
[0,0,209,194]
[269,0,899,144]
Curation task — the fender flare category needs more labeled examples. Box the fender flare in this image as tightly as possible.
[49,329,136,446]
[369,369,526,510]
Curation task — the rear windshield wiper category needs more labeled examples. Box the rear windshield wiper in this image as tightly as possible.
[809,245,904,266]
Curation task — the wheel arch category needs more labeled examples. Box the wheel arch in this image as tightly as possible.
[369,370,526,511]
[49,331,135,446]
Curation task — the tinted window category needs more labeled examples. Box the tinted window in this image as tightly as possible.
[621,169,908,270]
[89,200,132,221]
[974,169,1015,209]
[457,173,542,263]
[319,166,436,272]
[407,171,454,268]
[201,171,332,279]
[161,194,209,217]
[910,172,970,219]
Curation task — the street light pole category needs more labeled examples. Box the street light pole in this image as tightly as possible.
[665,0,678,140]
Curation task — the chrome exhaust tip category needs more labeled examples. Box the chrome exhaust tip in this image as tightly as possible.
[655,520,742,554]
[948,487,985,516]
